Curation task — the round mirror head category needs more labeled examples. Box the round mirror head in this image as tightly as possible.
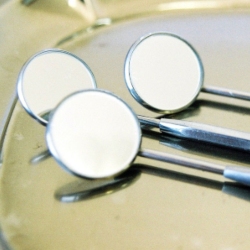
[17,49,97,125]
[124,32,204,114]
[46,89,142,179]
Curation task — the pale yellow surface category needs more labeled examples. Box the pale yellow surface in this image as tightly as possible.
[1,1,250,250]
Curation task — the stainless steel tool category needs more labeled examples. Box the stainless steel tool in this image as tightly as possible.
[46,89,250,186]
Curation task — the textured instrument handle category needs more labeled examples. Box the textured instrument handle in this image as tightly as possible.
[160,118,250,151]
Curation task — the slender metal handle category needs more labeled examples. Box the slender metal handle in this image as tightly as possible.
[139,148,224,174]
[159,118,250,151]
[202,85,250,101]
[138,149,250,187]
[224,166,250,187]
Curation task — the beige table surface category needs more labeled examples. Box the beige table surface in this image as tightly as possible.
[1,1,250,249]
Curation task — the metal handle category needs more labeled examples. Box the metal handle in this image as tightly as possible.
[224,166,250,187]
[159,118,250,151]
[138,149,250,187]
[202,85,250,101]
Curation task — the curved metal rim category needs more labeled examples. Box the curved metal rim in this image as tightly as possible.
[124,31,205,114]
[16,48,97,126]
[46,89,142,179]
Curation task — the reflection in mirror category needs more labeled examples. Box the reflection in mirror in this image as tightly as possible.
[142,129,250,165]
[0,226,11,250]
[55,168,141,202]
[31,149,250,203]
[40,110,51,122]
[134,164,250,203]
[166,97,250,121]
[56,163,250,203]
[30,150,51,165]
[21,0,37,5]
[166,105,200,120]
[17,49,96,125]
[222,183,250,202]
[195,99,250,116]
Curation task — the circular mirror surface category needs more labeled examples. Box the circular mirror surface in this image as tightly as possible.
[125,32,204,113]
[46,89,142,179]
[17,49,96,125]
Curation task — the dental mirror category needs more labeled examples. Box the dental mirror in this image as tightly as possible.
[46,89,142,179]
[17,49,96,125]
[124,32,250,114]
[16,49,250,152]
[46,89,250,186]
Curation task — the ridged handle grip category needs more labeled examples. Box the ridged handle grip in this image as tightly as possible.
[160,118,250,151]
